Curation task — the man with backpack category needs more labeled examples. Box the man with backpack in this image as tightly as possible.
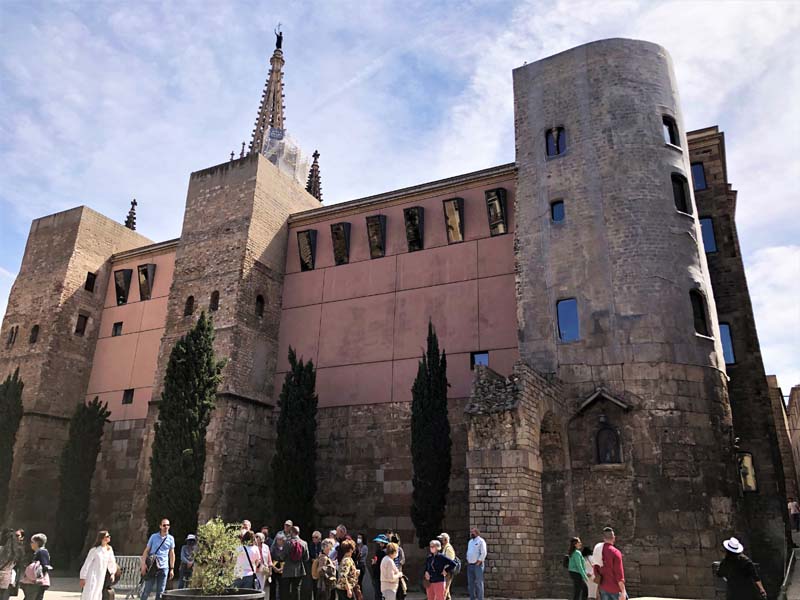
[276,526,309,600]
[438,533,460,600]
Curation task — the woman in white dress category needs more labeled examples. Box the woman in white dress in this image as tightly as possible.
[80,531,117,600]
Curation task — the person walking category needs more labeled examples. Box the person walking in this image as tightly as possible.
[370,535,389,600]
[715,537,767,600]
[465,528,486,600]
[315,539,336,600]
[80,531,117,600]
[234,531,261,590]
[255,532,273,595]
[789,499,800,532]
[567,537,588,600]
[437,534,456,600]
[581,546,597,600]
[424,540,456,600]
[177,535,197,589]
[379,543,402,600]
[271,533,286,600]
[594,528,625,600]
[279,526,309,600]
[0,529,24,600]
[20,533,51,600]
[355,535,367,592]
[334,540,358,600]
[139,519,175,600]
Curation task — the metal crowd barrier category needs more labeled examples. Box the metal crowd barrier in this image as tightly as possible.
[114,556,143,600]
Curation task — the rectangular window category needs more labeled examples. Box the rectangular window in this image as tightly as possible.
[691,162,707,191]
[366,215,387,259]
[112,322,123,337]
[662,115,679,146]
[137,264,157,301]
[403,206,424,252]
[84,272,97,293]
[330,222,351,265]
[122,389,134,405]
[470,351,489,369]
[443,198,465,244]
[672,174,691,214]
[557,298,579,342]
[700,218,717,253]
[297,230,317,271]
[546,127,567,157]
[75,314,89,337]
[485,188,507,236]
[114,269,133,306]
[719,323,735,364]
[551,200,565,223]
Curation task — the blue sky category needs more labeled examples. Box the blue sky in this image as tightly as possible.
[1,0,798,389]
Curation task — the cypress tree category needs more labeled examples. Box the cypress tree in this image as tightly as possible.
[271,347,318,530]
[54,397,111,568]
[0,368,24,522]
[410,321,451,548]
[146,312,225,544]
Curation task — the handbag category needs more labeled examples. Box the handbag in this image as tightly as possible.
[102,569,120,600]
[22,561,49,586]
[145,537,168,579]
[242,546,261,590]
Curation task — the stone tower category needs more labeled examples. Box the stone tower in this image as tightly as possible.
[511,39,740,597]
[0,207,150,532]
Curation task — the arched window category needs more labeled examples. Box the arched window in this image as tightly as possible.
[546,127,566,157]
[184,295,195,317]
[209,291,220,312]
[596,420,622,464]
[671,173,692,214]
[29,325,39,344]
[690,290,709,336]
[255,295,265,318]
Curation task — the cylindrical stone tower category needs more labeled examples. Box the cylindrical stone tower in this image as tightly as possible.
[513,39,741,597]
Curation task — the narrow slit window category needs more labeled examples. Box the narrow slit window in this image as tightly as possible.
[403,207,424,252]
[122,389,134,405]
[297,230,317,271]
[551,200,565,223]
[7,326,18,347]
[209,291,220,312]
[700,218,717,253]
[184,295,195,317]
[330,223,351,265]
[84,272,97,293]
[255,295,265,318]
[443,198,465,244]
[671,173,692,214]
[719,323,735,364]
[690,290,709,336]
[597,424,622,464]
[738,452,757,492]
[29,325,39,344]
[75,314,89,337]
[470,351,489,370]
[112,322,123,337]
[137,264,157,301]
[485,188,507,236]
[366,215,387,259]
[546,127,567,157]
[557,298,579,342]
[662,115,679,146]
[114,269,133,306]
[691,162,707,191]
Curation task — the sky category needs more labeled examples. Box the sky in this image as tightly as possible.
[1,0,798,390]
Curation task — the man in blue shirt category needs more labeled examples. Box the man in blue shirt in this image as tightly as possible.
[140,518,176,600]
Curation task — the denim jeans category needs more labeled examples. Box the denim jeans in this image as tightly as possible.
[466,564,484,600]
[599,591,620,600]
[141,568,168,600]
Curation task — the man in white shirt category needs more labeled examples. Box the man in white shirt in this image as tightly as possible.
[465,527,487,600]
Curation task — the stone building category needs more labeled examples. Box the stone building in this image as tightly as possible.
[0,37,793,597]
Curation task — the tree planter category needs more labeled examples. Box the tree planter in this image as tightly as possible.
[163,589,264,600]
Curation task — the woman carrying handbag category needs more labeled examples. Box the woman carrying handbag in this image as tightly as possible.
[20,534,50,600]
[80,531,117,600]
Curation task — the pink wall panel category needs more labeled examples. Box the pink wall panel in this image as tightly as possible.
[98,302,144,338]
[391,358,418,404]
[487,347,520,377]
[130,329,165,389]
[317,294,396,367]
[477,234,514,278]
[396,242,477,291]
[393,280,478,360]
[86,337,137,394]
[478,274,518,350]
[322,257,397,303]
[446,352,475,399]
[316,361,393,407]
[88,387,150,421]
[283,270,325,308]
[276,304,321,371]
[140,297,169,331]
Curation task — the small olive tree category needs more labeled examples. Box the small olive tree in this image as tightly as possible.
[191,518,241,594]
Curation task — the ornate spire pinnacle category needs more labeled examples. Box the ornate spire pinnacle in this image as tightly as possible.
[249,26,286,156]
[305,150,322,202]
[124,198,137,230]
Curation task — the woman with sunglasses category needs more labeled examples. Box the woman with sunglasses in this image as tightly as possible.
[80,531,117,600]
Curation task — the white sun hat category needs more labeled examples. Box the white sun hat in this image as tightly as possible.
[722,537,744,554]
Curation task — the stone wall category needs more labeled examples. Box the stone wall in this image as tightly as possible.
[768,376,798,500]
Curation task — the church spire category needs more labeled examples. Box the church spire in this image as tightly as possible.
[249,27,286,156]
[124,198,137,230]
[306,150,322,202]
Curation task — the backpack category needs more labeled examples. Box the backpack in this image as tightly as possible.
[451,557,462,576]
[289,539,303,562]
[311,557,320,580]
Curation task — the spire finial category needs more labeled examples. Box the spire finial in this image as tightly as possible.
[305,150,322,202]
[249,27,287,156]
[124,198,137,230]
[240,142,246,158]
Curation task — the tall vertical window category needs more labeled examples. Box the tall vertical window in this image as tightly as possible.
[403,206,424,252]
[209,291,220,312]
[7,326,18,347]
[597,424,622,464]
[691,162,707,191]
[122,389,134,405]
[137,263,157,301]
[84,272,97,293]
[29,325,39,344]
[662,115,679,146]
[114,269,133,305]
[546,127,567,157]
[442,198,465,244]
[330,223,351,265]
[719,323,735,364]
[557,298,579,342]
[485,188,507,236]
[671,173,692,214]
[366,215,387,259]
[551,200,565,223]
[184,296,195,317]
[255,295,265,318]
[75,314,89,337]
[297,230,317,272]
[112,322,123,337]
[690,290,709,336]
[700,218,717,253]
